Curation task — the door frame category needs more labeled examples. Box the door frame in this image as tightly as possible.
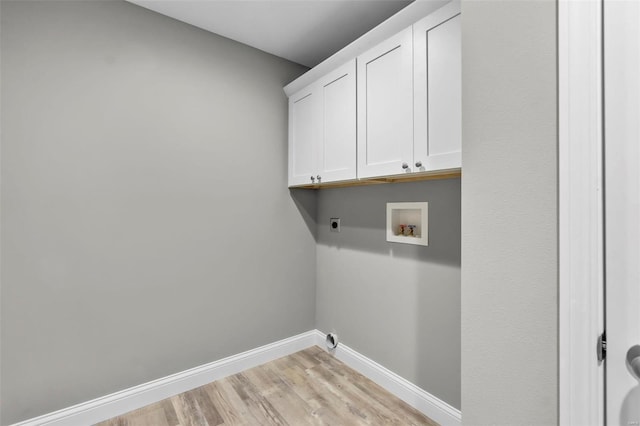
[558,0,605,424]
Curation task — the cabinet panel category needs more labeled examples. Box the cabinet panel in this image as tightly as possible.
[428,15,461,160]
[414,7,461,171]
[318,60,357,183]
[288,87,318,186]
[357,27,414,178]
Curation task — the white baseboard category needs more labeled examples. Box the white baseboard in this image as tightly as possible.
[312,330,462,426]
[12,329,461,426]
[11,331,318,426]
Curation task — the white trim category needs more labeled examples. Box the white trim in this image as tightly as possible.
[558,0,605,425]
[283,0,456,97]
[12,330,461,426]
[313,330,461,426]
[10,331,318,426]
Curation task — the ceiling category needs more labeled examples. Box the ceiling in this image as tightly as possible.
[127,0,414,68]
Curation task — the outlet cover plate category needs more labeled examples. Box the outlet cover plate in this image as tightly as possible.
[330,218,340,232]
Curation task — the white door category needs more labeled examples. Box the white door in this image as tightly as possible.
[605,0,640,424]
[288,84,318,186]
[317,59,356,183]
[413,6,461,173]
[357,27,413,179]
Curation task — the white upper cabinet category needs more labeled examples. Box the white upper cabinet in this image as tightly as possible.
[357,27,414,179]
[288,60,356,187]
[288,84,318,186]
[413,5,461,171]
[317,60,357,183]
[287,2,461,186]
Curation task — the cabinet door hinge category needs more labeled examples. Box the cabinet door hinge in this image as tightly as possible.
[597,331,607,362]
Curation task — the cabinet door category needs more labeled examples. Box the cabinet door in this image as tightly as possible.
[317,60,357,183]
[357,27,414,178]
[288,84,318,186]
[414,7,461,171]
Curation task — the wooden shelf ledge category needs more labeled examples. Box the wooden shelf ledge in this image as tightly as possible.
[289,168,461,189]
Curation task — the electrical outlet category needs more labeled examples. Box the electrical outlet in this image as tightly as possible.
[330,218,340,232]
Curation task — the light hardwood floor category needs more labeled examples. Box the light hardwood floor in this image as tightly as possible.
[97,346,438,426]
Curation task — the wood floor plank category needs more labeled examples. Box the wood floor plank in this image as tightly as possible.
[190,387,224,426]
[202,381,251,426]
[212,377,263,425]
[304,363,377,425]
[97,401,174,426]
[243,364,317,425]
[171,391,209,426]
[269,357,347,425]
[161,399,180,426]
[291,361,370,425]
[228,373,289,426]
[310,348,436,425]
[97,346,439,426]
[313,357,424,426]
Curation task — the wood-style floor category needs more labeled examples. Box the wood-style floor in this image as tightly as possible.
[97,346,438,426]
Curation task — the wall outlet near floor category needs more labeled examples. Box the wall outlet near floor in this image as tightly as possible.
[330,218,340,232]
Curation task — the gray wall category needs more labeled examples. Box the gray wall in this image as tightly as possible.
[316,179,461,409]
[0,1,313,424]
[460,0,558,424]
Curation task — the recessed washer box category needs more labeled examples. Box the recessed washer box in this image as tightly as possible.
[386,202,428,246]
